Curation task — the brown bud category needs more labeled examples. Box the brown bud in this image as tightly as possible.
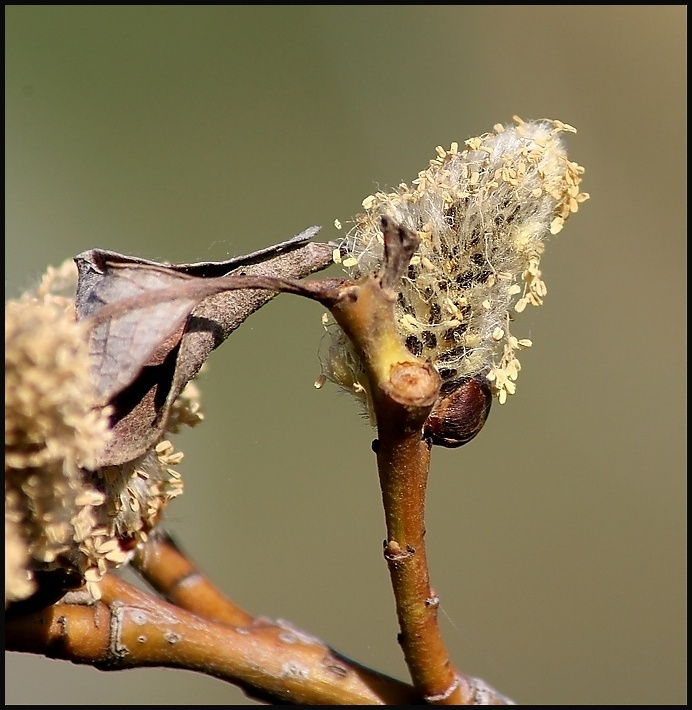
[424,375,492,448]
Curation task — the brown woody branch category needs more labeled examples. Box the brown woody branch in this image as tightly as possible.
[5,573,420,705]
[316,218,513,705]
[323,217,462,702]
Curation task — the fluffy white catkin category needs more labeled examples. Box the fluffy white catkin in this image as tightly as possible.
[320,117,589,412]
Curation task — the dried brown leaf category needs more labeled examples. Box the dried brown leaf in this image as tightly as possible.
[74,228,333,466]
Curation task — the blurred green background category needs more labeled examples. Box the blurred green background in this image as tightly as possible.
[5,6,686,705]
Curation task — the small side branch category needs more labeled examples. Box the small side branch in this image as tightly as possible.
[132,531,254,626]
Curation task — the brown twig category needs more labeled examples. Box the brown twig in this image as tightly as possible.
[6,573,421,705]
[321,217,465,702]
[131,531,254,626]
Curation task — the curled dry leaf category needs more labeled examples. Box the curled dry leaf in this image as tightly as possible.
[74,227,332,467]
